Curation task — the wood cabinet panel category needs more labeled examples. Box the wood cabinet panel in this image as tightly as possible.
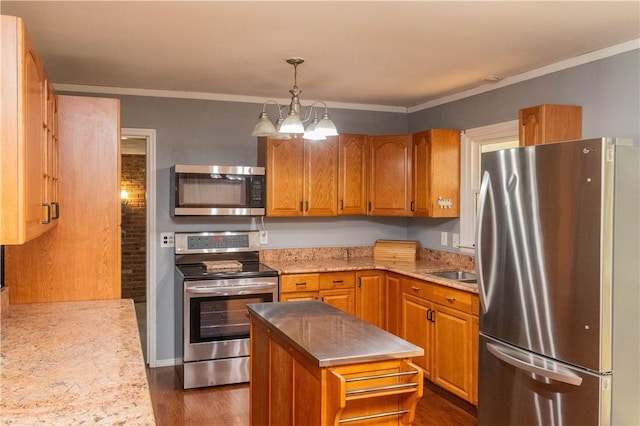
[280,273,320,293]
[413,129,460,217]
[401,292,433,379]
[259,137,304,216]
[6,96,121,304]
[319,271,355,290]
[320,288,355,315]
[355,270,386,329]
[304,137,338,216]
[368,135,413,216]
[338,134,368,215]
[519,104,582,146]
[385,273,401,335]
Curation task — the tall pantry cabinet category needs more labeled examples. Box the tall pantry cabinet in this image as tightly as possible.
[5,96,122,304]
[1,15,59,244]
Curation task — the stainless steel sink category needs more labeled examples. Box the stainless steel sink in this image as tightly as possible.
[430,270,478,284]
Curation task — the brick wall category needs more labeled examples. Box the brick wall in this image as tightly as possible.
[121,154,146,302]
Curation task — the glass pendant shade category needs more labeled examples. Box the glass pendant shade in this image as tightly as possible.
[279,112,305,134]
[251,112,278,137]
[315,113,339,137]
[303,118,326,140]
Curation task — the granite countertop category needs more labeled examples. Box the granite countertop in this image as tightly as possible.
[249,300,424,368]
[0,299,156,425]
[264,257,479,293]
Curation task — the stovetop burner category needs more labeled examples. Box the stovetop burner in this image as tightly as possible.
[177,262,278,280]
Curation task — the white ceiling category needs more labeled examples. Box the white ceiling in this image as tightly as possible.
[2,1,639,111]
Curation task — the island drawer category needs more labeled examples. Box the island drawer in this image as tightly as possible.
[319,271,356,290]
[280,273,320,293]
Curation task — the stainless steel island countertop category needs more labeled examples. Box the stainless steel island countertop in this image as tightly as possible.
[248,300,423,368]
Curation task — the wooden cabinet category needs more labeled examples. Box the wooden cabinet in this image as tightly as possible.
[1,15,59,244]
[385,273,402,335]
[337,134,368,215]
[413,129,460,217]
[355,270,385,328]
[400,277,478,404]
[368,135,413,216]
[258,136,337,216]
[5,96,121,304]
[519,104,582,146]
[280,272,355,315]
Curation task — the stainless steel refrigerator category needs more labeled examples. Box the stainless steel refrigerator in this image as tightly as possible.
[476,137,639,426]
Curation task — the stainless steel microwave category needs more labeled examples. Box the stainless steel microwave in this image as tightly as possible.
[170,165,266,216]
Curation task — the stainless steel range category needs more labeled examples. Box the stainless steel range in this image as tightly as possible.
[174,230,278,389]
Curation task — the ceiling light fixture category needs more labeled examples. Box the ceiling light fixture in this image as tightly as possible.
[251,57,338,140]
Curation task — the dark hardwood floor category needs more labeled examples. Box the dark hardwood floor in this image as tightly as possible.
[146,366,477,426]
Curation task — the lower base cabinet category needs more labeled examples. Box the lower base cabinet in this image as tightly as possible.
[250,314,424,425]
[280,272,356,316]
[400,277,478,404]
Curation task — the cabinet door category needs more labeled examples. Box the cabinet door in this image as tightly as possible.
[413,129,460,217]
[432,303,473,401]
[368,135,413,216]
[24,31,48,240]
[519,104,582,146]
[304,137,338,216]
[385,273,401,335]
[338,134,367,215]
[355,271,385,329]
[320,288,355,315]
[401,292,432,378]
[263,137,304,216]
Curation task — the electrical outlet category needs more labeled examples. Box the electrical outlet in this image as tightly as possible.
[259,230,268,245]
[452,233,460,248]
[160,232,175,247]
[440,231,448,246]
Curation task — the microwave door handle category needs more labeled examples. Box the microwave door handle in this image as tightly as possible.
[486,343,583,386]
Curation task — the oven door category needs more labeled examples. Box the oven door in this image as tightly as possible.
[183,277,278,362]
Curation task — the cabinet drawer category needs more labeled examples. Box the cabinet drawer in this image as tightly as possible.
[280,274,320,293]
[319,271,356,289]
[400,278,432,300]
[431,285,473,313]
[280,291,318,302]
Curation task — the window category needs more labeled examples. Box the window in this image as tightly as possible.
[459,120,519,254]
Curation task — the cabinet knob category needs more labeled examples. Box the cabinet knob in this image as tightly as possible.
[444,296,456,303]
[411,286,420,292]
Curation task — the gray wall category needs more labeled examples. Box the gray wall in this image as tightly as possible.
[408,49,640,251]
[63,48,639,362]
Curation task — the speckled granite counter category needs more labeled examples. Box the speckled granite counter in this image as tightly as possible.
[0,299,155,425]
[263,256,479,294]
[248,300,423,367]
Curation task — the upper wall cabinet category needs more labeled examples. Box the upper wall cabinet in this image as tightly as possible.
[368,135,413,216]
[338,134,368,215]
[258,136,337,216]
[1,15,59,244]
[519,104,582,146]
[413,129,460,217]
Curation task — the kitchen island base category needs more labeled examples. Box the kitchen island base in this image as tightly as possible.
[249,301,424,425]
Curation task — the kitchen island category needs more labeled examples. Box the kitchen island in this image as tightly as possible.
[0,298,155,425]
[248,300,424,425]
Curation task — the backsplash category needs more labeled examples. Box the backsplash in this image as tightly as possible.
[261,246,476,270]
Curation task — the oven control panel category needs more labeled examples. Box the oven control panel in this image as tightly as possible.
[174,231,260,254]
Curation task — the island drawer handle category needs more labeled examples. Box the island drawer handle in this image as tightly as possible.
[345,370,419,382]
[339,409,410,424]
[345,382,418,396]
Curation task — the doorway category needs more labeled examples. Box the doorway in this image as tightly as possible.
[120,128,157,366]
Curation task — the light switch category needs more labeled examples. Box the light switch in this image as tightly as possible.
[440,232,448,246]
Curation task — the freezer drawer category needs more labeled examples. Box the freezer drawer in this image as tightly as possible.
[478,334,611,426]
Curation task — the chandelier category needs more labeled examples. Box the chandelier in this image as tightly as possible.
[251,58,338,140]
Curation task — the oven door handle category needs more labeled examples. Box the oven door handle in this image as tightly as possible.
[185,283,278,295]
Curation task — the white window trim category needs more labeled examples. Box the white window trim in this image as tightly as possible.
[459,120,519,254]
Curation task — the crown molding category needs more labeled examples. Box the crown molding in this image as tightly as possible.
[54,38,638,115]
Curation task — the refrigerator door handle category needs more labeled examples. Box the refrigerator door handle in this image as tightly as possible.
[487,342,583,386]
[476,171,491,314]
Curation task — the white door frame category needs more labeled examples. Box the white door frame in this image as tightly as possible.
[121,127,157,367]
